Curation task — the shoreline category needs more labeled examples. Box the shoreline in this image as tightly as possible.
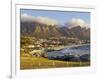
[46,43,90,51]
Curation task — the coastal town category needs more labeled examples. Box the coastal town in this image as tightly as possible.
[20,36,90,57]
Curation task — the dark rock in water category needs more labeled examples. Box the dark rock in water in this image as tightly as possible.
[48,54,77,61]
[62,55,75,61]
[70,57,81,62]
[80,54,90,61]
[48,56,58,60]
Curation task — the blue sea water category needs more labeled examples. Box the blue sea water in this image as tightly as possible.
[46,44,90,58]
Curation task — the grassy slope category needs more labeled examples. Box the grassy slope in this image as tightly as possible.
[20,56,90,69]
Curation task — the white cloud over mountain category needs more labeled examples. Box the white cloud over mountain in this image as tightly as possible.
[65,18,90,29]
[21,14,90,28]
[21,13,58,25]
[21,13,35,22]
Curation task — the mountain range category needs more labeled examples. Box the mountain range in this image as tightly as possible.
[21,20,90,40]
